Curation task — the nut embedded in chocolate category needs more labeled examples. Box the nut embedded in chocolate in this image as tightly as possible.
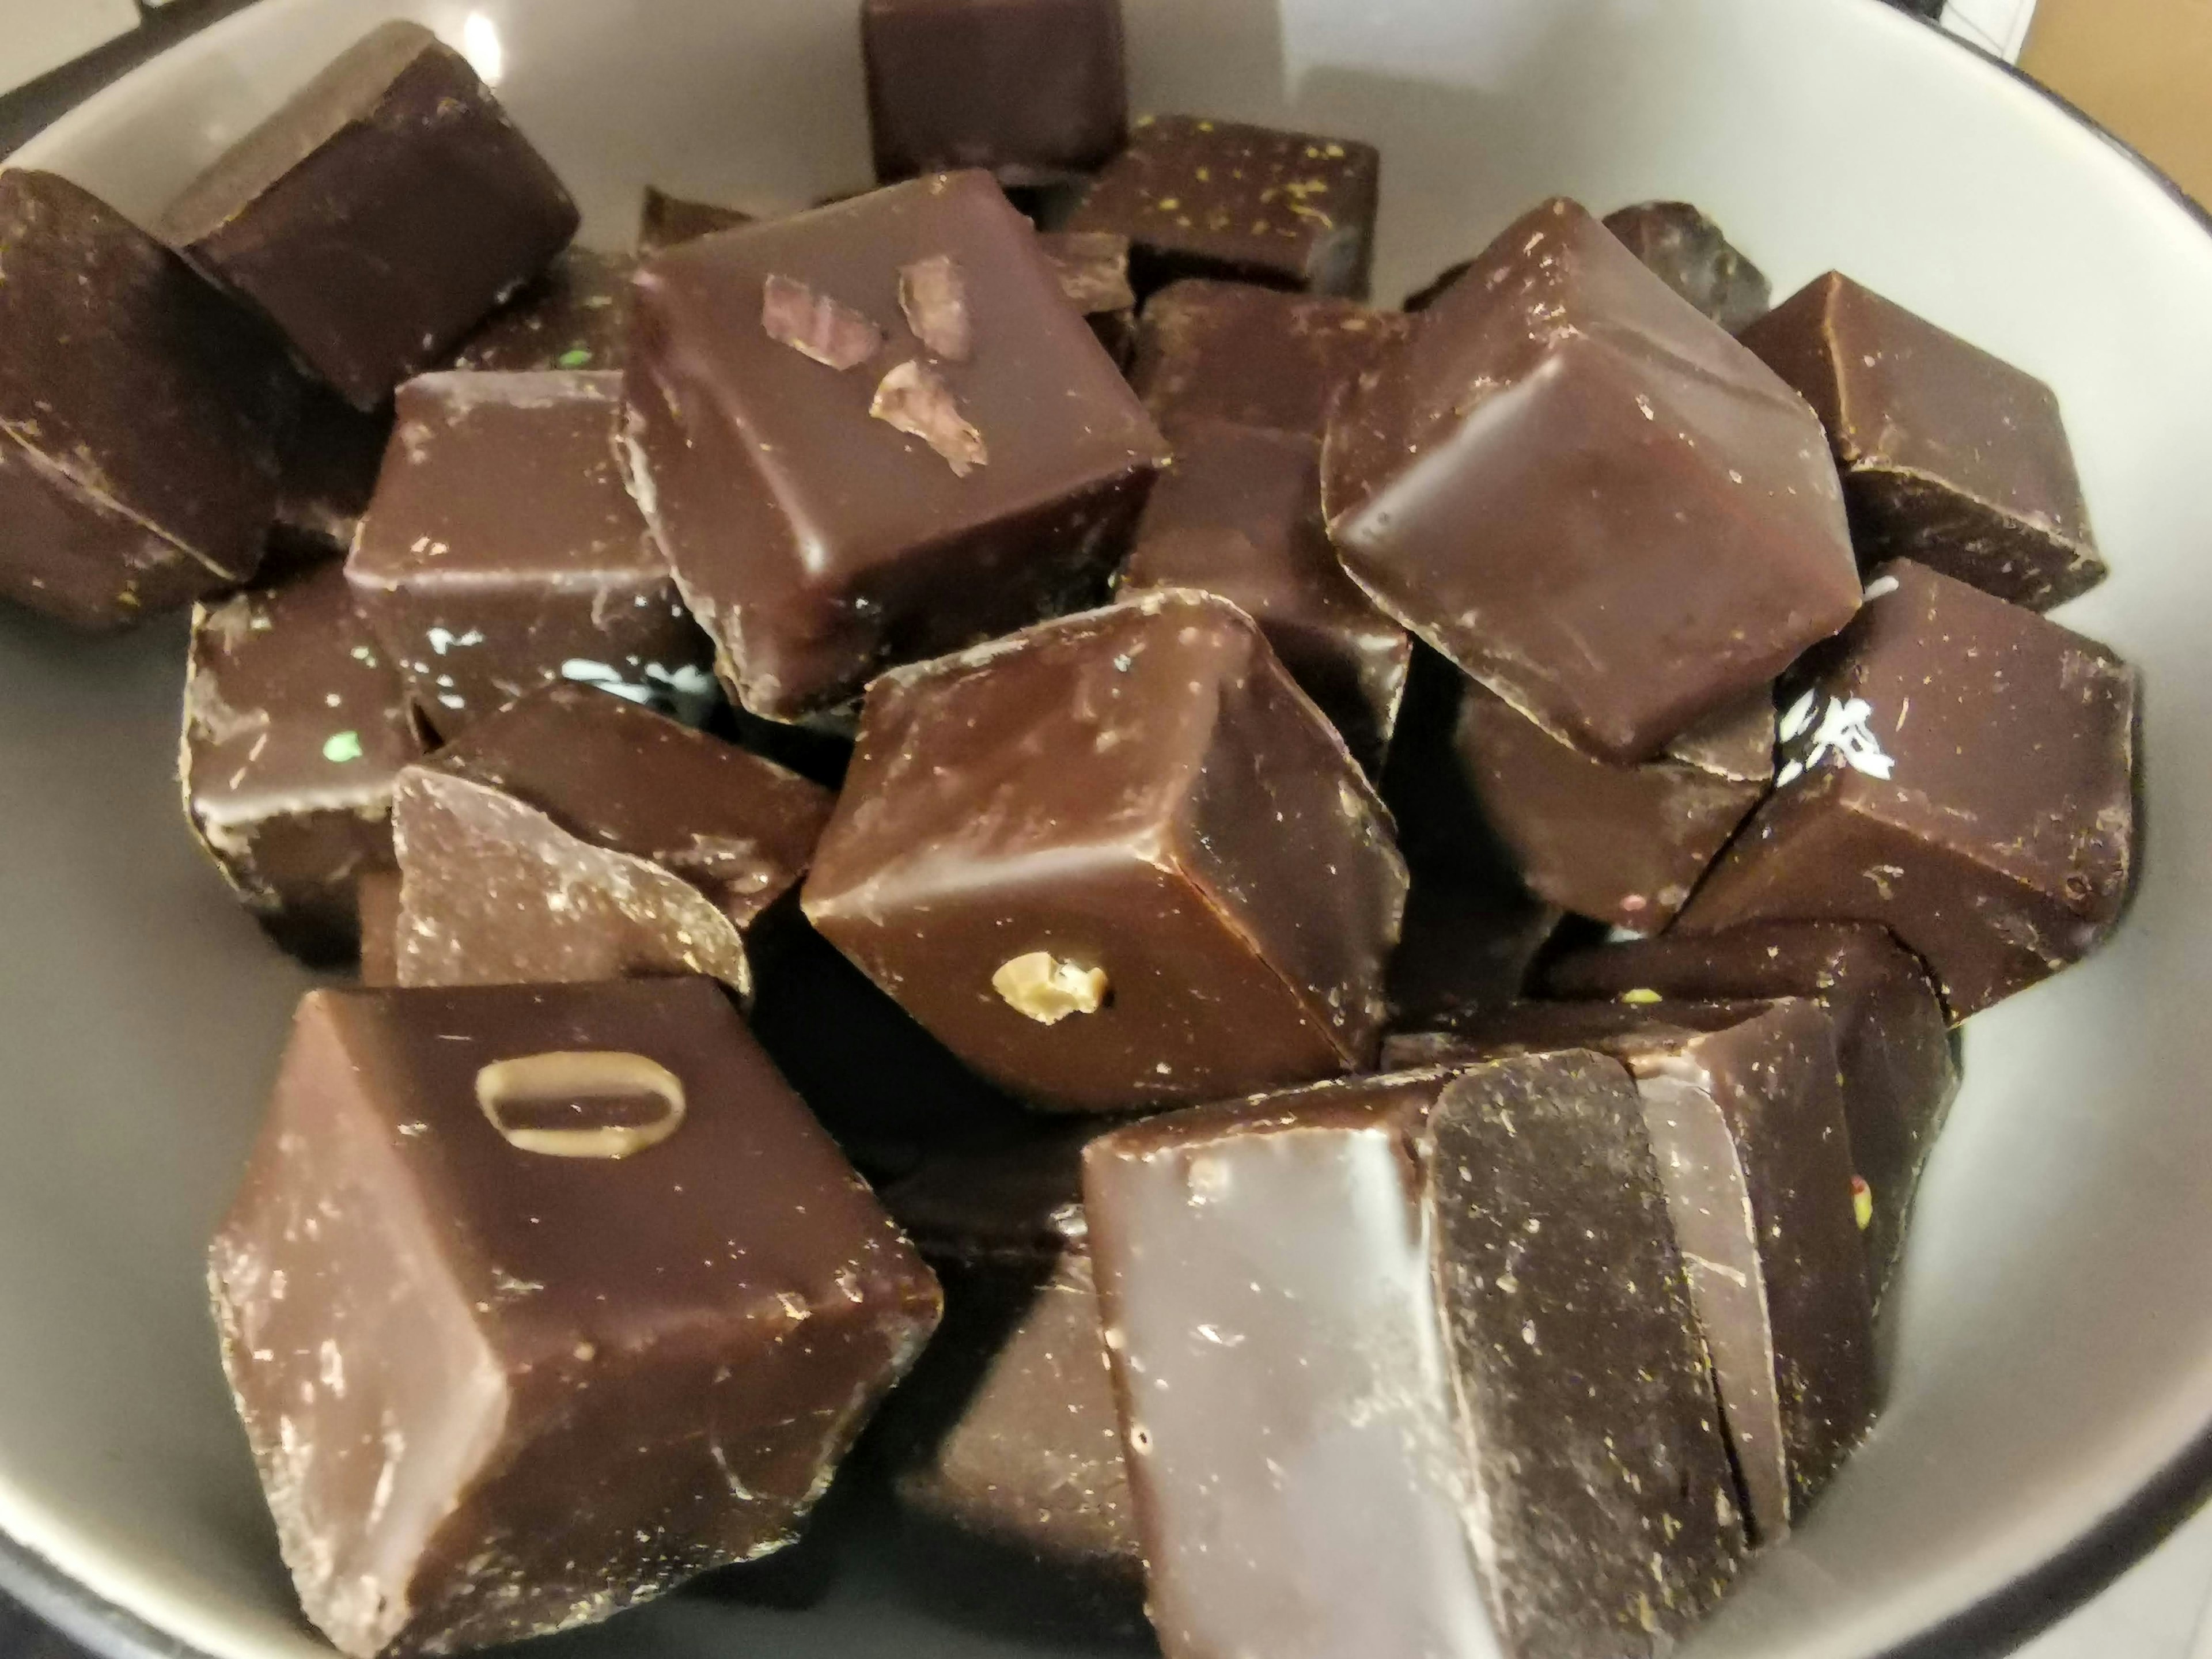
[763,274,888,370]
[870,359,988,476]
[898,253,974,361]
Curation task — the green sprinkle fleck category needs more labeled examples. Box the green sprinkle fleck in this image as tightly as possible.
[1619,987,1663,1006]
[556,347,594,368]
[323,731,364,764]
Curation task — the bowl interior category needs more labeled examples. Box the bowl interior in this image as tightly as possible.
[5,2,2212,1657]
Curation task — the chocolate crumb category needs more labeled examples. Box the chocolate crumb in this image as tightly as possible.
[871,360,988,476]
[897,254,974,361]
[762,274,885,370]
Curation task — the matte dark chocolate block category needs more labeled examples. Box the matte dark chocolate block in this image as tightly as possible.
[1119,419,1411,770]
[158,21,579,410]
[270,385,392,565]
[1128,279,1412,441]
[803,591,1408,1112]
[1084,1057,1745,1659]
[449,248,637,373]
[209,978,941,1657]
[1741,272,2104,609]
[1064,115,1381,299]
[183,560,427,961]
[1680,560,2137,1018]
[0,169,282,628]
[1324,196,1861,764]
[638,187,754,255]
[347,370,713,738]
[1602,201,1771,334]
[1453,680,1774,931]
[623,171,1170,722]
[1544,921,1960,1302]
[863,0,1128,186]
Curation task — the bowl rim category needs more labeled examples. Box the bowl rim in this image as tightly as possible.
[2,1,2210,1656]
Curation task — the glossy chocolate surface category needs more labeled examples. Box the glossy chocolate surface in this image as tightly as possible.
[1602,201,1771,334]
[449,248,637,373]
[1680,560,2137,1018]
[804,591,1407,1112]
[1324,196,1861,764]
[1742,272,2104,610]
[0,169,282,628]
[158,21,579,410]
[209,978,941,1656]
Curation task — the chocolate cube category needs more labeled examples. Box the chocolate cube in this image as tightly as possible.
[209,978,941,1657]
[448,248,637,373]
[803,592,1408,1112]
[1065,115,1381,299]
[638,186,754,254]
[347,370,712,739]
[863,0,1127,186]
[1679,560,2137,1017]
[1324,196,1861,764]
[1036,230,1138,364]
[0,170,282,628]
[1453,681,1774,931]
[1083,1057,1744,1659]
[183,561,427,961]
[1119,420,1411,769]
[157,21,579,411]
[1602,201,1771,334]
[623,171,1170,722]
[1543,921,1960,1302]
[1741,272,2104,609]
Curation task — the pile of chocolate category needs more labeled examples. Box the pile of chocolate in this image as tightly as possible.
[0,5,2141,1658]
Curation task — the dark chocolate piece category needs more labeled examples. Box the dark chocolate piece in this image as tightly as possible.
[1449,999,1878,1543]
[1385,870,1563,1031]
[1324,196,1861,764]
[863,0,1127,186]
[638,187,755,255]
[347,370,713,739]
[1679,559,2137,1018]
[183,560,427,961]
[0,169,282,628]
[1084,1057,1745,1659]
[1128,279,1412,441]
[1543,921,1960,1302]
[1740,271,2105,609]
[270,385,392,565]
[1064,115,1381,299]
[1452,680,1774,930]
[802,591,1408,1112]
[623,171,1169,721]
[448,248,637,373]
[209,978,941,1657]
[157,21,579,410]
[1601,202,1771,334]
[1119,419,1411,769]
[1035,229,1138,364]
[357,869,402,987]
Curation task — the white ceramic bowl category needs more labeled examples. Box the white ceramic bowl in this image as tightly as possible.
[4,1,2210,1656]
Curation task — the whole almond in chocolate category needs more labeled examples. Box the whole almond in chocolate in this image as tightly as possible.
[346,370,713,739]
[157,21,579,410]
[1679,560,2137,1018]
[209,978,941,1657]
[448,248,637,373]
[0,169,283,628]
[1602,200,1771,334]
[1741,271,2105,610]
[1324,196,1861,764]
[802,591,1408,1112]
[623,171,1169,722]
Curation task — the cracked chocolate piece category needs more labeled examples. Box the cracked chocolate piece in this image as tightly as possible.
[346,370,713,740]
[1602,202,1771,334]
[209,978,940,1657]
[624,171,1168,721]
[1741,271,2105,609]
[638,186,755,255]
[1324,196,1860,764]
[183,560,427,962]
[1118,419,1410,769]
[1543,921,1960,1303]
[1452,680,1774,931]
[1679,559,2137,1018]
[0,169,283,628]
[1128,279,1412,441]
[863,0,1127,187]
[802,591,1408,1112]
[1083,1055,1745,1659]
[449,248,637,373]
[1035,230,1137,364]
[157,21,579,410]
[1065,115,1381,299]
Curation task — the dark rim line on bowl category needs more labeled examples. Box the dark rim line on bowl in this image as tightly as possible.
[0,2,2207,1657]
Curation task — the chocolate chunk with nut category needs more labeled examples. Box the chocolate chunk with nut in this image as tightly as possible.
[802,591,1408,1112]
[448,248,637,373]
[209,978,940,1657]
[157,21,579,410]
[1679,559,2137,1018]
[1602,200,1772,334]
